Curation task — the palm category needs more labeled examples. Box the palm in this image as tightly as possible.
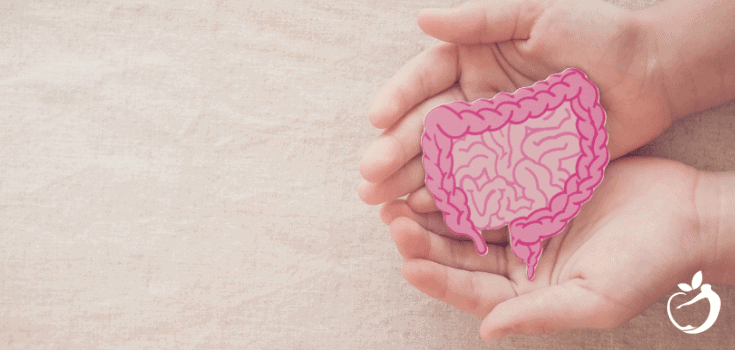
[362,0,708,340]
[358,0,672,210]
[390,157,706,340]
[452,31,668,157]
[460,0,673,152]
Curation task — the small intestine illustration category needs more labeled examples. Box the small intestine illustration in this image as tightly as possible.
[421,68,609,280]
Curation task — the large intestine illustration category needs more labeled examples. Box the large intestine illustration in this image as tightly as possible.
[421,68,609,280]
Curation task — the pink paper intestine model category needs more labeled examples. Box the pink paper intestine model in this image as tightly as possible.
[421,68,609,280]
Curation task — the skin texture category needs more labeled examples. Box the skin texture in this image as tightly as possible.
[358,0,671,209]
[358,0,735,341]
[637,0,735,119]
[390,157,711,341]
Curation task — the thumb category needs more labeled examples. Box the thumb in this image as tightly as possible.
[479,283,629,341]
[417,0,544,44]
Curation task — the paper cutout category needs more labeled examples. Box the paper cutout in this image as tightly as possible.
[421,68,609,279]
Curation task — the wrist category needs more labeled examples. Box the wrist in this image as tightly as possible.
[633,0,735,121]
[695,171,735,286]
[633,2,695,122]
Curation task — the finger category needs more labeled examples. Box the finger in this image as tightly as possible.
[417,0,545,44]
[495,40,555,81]
[368,43,460,130]
[357,155,425,205]
[402,259,517,318]
[359,135,412,185]
[479,283,626,342]
[381,200,509,244]
[380,200,454,237]
[360,87,463,184]
[391,217,509,276]
[405,187,438,213]
[453,44,515,102]
[489,43,538,91]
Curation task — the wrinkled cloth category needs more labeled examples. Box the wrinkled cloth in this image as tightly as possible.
[0,0,734,348]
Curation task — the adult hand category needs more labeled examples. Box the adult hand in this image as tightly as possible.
[387,157,713,341]
[358,0,672,210]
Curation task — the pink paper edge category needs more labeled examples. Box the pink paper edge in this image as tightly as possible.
[421,68,609,279]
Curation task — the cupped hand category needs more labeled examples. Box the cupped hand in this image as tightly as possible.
[387,157,713,341]
[358,0,673,209]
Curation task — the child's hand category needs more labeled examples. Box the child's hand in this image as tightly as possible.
[358,0,672,206]
[387,157,716,341]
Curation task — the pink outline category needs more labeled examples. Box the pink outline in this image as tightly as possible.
[421,68,609,280]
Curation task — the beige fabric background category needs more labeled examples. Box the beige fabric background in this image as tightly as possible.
[0,0,733,348]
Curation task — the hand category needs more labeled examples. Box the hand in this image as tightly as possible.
[358,0,672,209]
[387,157,715,341]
